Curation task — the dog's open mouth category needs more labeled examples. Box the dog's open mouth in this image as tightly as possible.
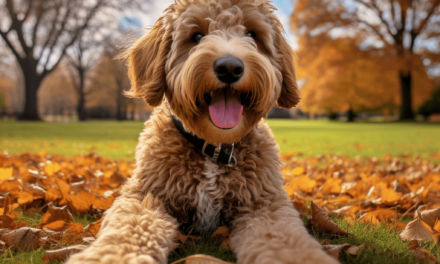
[205,88,243,129]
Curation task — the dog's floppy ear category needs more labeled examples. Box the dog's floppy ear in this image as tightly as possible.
[275,26,301,109]
[124,19,171,106]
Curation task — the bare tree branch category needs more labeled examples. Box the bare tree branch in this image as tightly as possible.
[38,1,63,60]
[41,0,105,79]
[22,0,35,22]
[0,30,23,62]
[31,0,47,49]
[42,6,72,71]
[354,0,397,40]
[414,0,440,33]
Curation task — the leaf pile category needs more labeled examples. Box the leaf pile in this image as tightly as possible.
[1,151,440,262]
[282,152,440,260]
[0,151,133,261]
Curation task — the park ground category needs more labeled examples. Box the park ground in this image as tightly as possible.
[1,120,440,160]
[1,120,440,264]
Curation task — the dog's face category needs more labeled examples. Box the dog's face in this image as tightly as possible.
[125,0,300,145]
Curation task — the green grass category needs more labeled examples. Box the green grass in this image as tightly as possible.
[0,250,59,264]
[269,120,440,159]
[0,121,143,160]
[169,234,237,263]
[314,218,439,264]
[1,119,440,263]
[1,120,440,160]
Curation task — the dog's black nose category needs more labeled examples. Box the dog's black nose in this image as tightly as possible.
[213,57,244,84]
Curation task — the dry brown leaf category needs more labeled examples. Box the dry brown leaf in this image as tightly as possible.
[45,187,63,203]
[0,167,13,184]
[0,227,41,250]
[311,201,348,236]
[400,218,435,241]
[43,245,88,262]
[420,208,440,229]
[176,231,188,246]
[67,191,96,213]
[170,255,234,264]
[359,209,397,225]
[92,195,115,210]
[84,218,103,237]
[212,226,231,250]
[17,191,34,206]
[323,244,364,260]
[412,248,438,263]
[40,203,73,227]
[0,215,13,228]
[381,188,403,205]
[0,203,19,215]
[9,220,28,229]
[56,178,70,205]
[321,177,342,195]
[433,220,440,233]
[68,222,84,234]
[43,220,70,231]
[291,167,305,175]
[407,240,419,250]
[0,179,20,196]
[44,162,61,177]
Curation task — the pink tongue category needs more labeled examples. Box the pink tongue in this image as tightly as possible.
[209,89,243,129]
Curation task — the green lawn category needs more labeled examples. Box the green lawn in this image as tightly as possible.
[1,120,439,160]
[1,119,440,264]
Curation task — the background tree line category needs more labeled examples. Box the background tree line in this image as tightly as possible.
[292,0,440,121]
[1,0,440,121]
[0,0,150,121]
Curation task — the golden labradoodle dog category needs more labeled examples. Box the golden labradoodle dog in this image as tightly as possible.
[67,0,337,263]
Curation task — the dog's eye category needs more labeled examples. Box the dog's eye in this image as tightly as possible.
[192,33,204,44]
[246,31,256,39]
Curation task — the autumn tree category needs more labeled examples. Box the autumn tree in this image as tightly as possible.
[38,62,76,117]
[297,36,434,116]
[86,46,147,120]
[0,0,144,120]
[292,0,440,120]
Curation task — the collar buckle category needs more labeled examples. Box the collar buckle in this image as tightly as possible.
[201,142,237,168]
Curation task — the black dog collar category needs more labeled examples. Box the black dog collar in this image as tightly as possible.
[172,115,237,167]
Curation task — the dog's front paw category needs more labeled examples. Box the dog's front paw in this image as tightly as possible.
[65,245,161,264]
[276,248,339,264]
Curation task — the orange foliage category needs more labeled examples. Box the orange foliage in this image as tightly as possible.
[296,37,434,114]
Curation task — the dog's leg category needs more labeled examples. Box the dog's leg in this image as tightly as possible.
[230,199,338,264]
[66,192,178,264]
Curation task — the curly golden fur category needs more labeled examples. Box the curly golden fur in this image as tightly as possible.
[66,0,338,263]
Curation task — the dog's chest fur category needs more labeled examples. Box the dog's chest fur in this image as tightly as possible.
[194,159,227,233]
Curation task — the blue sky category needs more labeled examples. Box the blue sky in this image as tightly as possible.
[272,0,293,15]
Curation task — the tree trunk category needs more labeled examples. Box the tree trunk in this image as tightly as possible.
[116,93,123,121]
[77,95,86,121]
[19,72,42,121]
[399,71,414,121]
[347,108,355,122]
[76,69,87,121]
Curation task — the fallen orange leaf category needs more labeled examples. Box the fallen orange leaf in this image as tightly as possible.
[17,192,34,206]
